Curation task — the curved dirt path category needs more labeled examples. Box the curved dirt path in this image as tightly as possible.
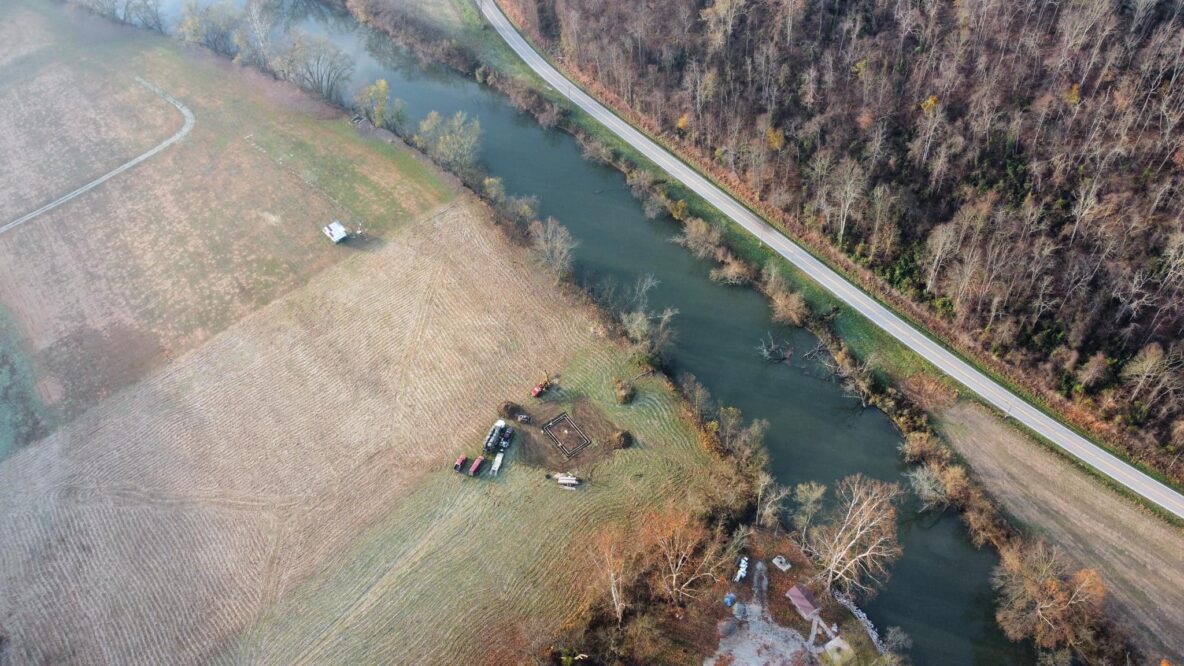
[0,76,194,237]
[477,0,1184,521]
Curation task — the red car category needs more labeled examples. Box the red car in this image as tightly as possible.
[468,455,486,476]
[453,455,467,472]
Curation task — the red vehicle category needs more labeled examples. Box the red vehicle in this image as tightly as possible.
[468,455,486,476]
[453,455,467,472]
[531,374,553,398]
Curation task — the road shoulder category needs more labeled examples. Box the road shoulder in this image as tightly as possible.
[936,401,1184,660]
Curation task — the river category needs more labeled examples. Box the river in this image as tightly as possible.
[155,1,1033,662]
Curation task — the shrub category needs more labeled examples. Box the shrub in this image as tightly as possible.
[673,218,724,260]
[613,378,636,405]
[708,255,756,286]
[612,430,634,448]
[898,431,948,464]
[769,288,809,326]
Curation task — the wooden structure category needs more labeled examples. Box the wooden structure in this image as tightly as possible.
[542,412,592,458]
[787,584,821,620]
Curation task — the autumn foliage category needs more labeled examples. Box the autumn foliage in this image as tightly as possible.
[993,541,1107,652]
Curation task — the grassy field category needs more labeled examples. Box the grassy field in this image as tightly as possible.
[0,307,48,459]
[937,402,1184,659]
[0,3,730,664]
[0,0,453,430]
[223,346,723,664]
[2,193,721,663]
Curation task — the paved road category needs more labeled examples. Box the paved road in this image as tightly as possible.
[0,77,194,237]
[478,0,1184,521]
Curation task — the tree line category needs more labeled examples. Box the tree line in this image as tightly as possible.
[502,0,1184,483]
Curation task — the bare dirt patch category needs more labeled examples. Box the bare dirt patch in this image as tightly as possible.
[514,394,618,471]
[936,401,1184,660]
[543,411,593,456]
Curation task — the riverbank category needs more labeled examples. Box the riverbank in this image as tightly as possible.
[483,0,1184,504]
[90,0,1058,660]
[338,0,1177,661]
[0,3,754,663]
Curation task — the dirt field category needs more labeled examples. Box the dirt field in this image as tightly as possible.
[937,402,1184,660]
[0,0,452,430]
[0,4,728,663]
[0,196,722,664]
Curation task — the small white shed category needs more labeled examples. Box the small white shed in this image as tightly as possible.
[323,220,349,243]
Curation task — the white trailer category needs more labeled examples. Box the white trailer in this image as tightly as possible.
[491,452,505,476]
[323,220,349,243]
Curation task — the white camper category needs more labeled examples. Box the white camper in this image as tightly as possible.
[323,220,349,243]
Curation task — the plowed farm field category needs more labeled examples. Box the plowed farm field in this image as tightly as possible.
[0,3,726,664]
[0,199,650,664]
[0,0,452,437]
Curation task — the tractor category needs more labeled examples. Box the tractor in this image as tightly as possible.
[531,373,554,398]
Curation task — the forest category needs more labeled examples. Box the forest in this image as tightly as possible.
[497,0,1184,483]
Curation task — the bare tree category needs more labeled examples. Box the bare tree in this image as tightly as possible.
[806,474,903,598]
[790,481,827,541]
[177,1,242,57]
[672,217,724,259]
[643,509,727,603]
[528,216,579,279]
[593,530,634,625]
[906,462,950,511]
[128,0,163,31]
[1121,342,1184,417]
[622,306,679,363]
[274,32,355,103]
[755,471,792,529]
[831,158,867,246]
[677,372,715,423]
[924,222,959,293]
[701,0,747,56]
[234,0,274,71]
[866,183,899,260]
